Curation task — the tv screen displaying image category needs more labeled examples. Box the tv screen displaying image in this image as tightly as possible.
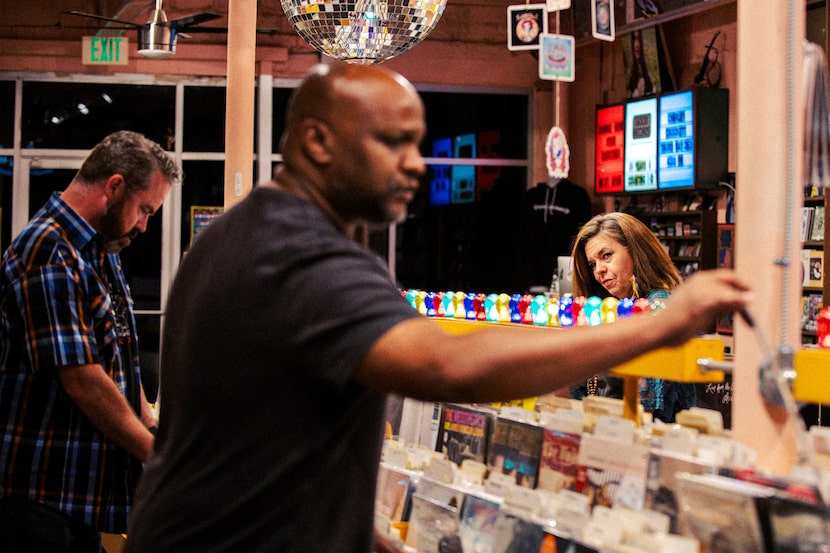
[623,97,658,192]
[658,90,695,190]
[594,88,728,195]
[595,103,625,194]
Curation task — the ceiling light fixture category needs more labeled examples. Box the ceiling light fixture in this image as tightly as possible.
[137,3,176,59]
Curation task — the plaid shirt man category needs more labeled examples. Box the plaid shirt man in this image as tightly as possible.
[0,192,143,533]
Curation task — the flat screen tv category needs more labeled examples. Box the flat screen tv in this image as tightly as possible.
[594,103,625,194]
[658,87,729,191]
[658,90,695,190]
[623,96,658,193]
[595,88,729,194]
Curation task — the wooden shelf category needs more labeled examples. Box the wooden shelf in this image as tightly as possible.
[636,209,718,275]
[576,0,736,47]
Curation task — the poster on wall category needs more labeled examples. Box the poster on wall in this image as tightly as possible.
[539,34,575,82]
[623,27,661,98]
[190,206,223,246]
[506,4,548,51]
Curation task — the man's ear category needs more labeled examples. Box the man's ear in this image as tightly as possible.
[104,174,127,203]
[300,119,334,164]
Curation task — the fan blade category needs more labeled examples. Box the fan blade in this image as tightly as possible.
[64,11,142,28]
[174,27,278,35]
[171,13,222,29]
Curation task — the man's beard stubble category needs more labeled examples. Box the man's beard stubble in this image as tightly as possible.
[100,199,135,253]
[105,237,132,253]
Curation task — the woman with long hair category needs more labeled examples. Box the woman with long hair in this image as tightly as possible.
[569,212,694,422]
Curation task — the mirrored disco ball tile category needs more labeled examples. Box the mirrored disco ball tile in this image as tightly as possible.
[280,0,447,64]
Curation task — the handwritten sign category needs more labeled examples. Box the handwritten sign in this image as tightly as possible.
[695,376,733,429]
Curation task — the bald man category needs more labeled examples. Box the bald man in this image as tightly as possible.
[125,63,750,552]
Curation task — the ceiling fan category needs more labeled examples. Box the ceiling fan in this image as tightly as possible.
[65,0,221,59]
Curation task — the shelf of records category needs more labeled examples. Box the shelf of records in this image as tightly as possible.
[802,292,823,339]
[801,196,826,342]
[801,198,825,246]
[376,398,830,553]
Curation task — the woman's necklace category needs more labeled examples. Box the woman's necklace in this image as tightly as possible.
[587,374,598,396]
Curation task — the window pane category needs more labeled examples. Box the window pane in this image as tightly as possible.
[180,160,225,253]
[183,86,226,152]
[396,165,526,293]
[0,172,10,253]
[27,168,74,217]
[136,313,161,403]
[391,90,529,293]
[0,81,13,148]
[271,87,294,153]
[420,92,528,159]
[185,86,259,153]
[121,204,164,311]
[0,80,11,252]
[21,82,174,150]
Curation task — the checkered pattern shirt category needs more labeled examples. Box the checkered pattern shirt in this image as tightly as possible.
[0,192,143,533]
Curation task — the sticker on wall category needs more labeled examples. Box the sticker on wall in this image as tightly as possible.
[507,4,548,51]
[539,34,575,81]
[591,0,615,42]
[545,126,570,179]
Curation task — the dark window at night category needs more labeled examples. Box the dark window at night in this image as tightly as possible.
[0,81,13,148]
[185,86,260,153]
[0,173,10,253]
[395,91,530,293]
[180,160,225,253]
[272,87,294,153]
[0,80,12,253]
[183,86,226,152]
[420,92,529,159]
[21,82,174,150]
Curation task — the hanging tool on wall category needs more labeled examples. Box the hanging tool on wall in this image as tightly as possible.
[694,30,722,87]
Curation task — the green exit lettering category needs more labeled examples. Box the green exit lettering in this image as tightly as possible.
[91,37,122,62]
[82,36,129,65]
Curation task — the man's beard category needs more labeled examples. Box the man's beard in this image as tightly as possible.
[100,199,135,253]
[105,237,132,253]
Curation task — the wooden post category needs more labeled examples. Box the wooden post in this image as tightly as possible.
[733,0,805,474]
[223,0,257,209]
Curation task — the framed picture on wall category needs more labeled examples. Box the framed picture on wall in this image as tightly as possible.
[539,34,575,81]
[591,0,614,42]
[507,4,548,51]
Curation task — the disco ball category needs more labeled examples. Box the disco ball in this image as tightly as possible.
[280,0,447,64]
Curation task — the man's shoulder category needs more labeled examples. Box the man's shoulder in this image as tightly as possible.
[7,218,83,272]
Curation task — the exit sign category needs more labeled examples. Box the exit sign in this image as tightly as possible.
[82,36,129,65]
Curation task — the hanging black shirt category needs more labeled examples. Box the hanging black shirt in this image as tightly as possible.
[514,179,592,291]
